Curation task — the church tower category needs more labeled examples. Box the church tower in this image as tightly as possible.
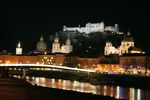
[52,33,60,53]
[104,42,119,55]
[66,34,71,45]
[64,34,73,53]
[119,31,134,55]
[16,41,22,55]
[104,42,112,55]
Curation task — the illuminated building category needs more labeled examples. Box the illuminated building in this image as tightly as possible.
[104,32,145,55]
[77,57,100,69]
[119,32,135,55]
[36,35,47,52]
[119,54,150,67]
[16,41,22,55]
[0,29,148,74]
[119,54,150,74]
[104,24,123,34]
[0,54,65,65]
[104,42,118,55]
[52,34,73,53]
[63,22,123,34]
[63,22,104,34]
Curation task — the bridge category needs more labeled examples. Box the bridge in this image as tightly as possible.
[0,64,96,73]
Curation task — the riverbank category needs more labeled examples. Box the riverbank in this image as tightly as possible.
[9,70,150,89]
[0,77,117,100]
[89,73,150,89]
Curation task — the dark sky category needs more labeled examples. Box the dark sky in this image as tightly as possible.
[0,1,149,53]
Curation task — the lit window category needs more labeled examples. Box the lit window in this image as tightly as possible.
[44,57,47,59]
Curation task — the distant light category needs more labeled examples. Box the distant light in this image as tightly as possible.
[0,64,96,72]
[32,51,41,54]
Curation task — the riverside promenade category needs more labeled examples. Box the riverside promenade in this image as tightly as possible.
[0,77,117,100]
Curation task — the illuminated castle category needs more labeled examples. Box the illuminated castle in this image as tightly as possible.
[104,32,145,55]
[63,22,123,34]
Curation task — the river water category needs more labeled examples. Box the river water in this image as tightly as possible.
[13,75,150,100]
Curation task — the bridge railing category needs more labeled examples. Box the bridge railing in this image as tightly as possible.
[0,64,96,73]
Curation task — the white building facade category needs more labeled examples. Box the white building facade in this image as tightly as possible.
[104,32,144,55]
[63,22,123,34]
[63,22,104,34]
[16,41,22,55]
[104,42,119,55]
[52,34,73,53]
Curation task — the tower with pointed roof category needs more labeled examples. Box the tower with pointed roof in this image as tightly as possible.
[63,34,73,53]
[36,35,47,52]
[66,34,71,45]
[52,33,61,53]
[52,33,73,53]
[16,41,22,55]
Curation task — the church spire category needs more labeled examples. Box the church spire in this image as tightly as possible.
[16,41,22,55]
[55,32,58,38]
[17,41,21,48]
[66,34,71,45]
[122,30,134,42]
[40,35,44,41]
[127,30,131,36]
[54,32,59,43]
[67,34,70,39]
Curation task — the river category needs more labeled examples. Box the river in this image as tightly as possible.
[13,75,150,100]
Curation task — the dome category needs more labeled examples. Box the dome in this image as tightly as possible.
[37,41,47,47]
[123,36,134,42]
[122,32,134,42]
[36,35,47,51]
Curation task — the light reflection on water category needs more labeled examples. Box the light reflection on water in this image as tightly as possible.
[14,75,150,100]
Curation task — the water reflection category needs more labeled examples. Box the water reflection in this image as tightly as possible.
[137,89,141,100]
[13,75,150,100]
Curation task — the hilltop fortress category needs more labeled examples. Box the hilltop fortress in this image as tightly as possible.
[63,22,123,34]
[5,21,145,57]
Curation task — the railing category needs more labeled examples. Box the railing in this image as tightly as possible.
[0,64,96,73]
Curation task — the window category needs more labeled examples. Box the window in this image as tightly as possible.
[127,43,129,46]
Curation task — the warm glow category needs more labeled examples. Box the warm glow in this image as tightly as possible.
[0,64,96,72]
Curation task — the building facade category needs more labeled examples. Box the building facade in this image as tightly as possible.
[0,54,65,66]
[120,55,150,67]
[104,32,144,55]
[36,35,47,52]
[63,22,124,34]
[52,34,73,53]
[16,41,22,55]
[63,22,105,34]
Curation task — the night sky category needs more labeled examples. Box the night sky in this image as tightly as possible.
[0,1,149,53]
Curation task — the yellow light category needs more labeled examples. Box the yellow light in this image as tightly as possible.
[44,57,47,59]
